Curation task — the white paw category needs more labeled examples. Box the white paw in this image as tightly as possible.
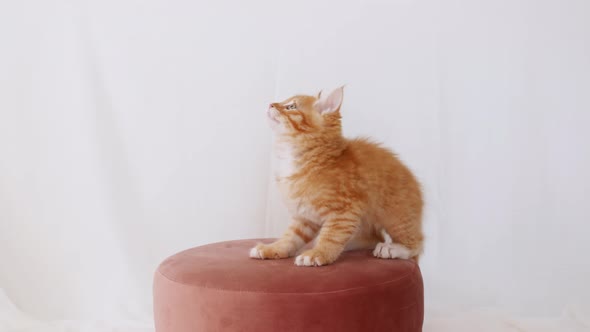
[373,242,412,259]
[381,228,393,243]
[294,254,324,267]
[249,247,263,259]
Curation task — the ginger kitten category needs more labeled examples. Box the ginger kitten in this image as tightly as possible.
[250,87,424,266]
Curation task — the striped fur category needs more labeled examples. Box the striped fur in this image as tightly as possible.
[251,88,424,266]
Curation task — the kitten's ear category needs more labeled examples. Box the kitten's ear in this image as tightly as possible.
[315,86,344,114]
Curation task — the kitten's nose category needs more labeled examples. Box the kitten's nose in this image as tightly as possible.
[268,103,274,109]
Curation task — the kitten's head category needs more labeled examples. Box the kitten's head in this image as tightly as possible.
[266,87,344,137]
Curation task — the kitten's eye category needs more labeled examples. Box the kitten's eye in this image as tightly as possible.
[286,103,297,110]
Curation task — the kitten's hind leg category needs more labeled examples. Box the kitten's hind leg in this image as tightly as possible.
[345,223,381,251]
[250,217,320,259]
[373,229,417,260]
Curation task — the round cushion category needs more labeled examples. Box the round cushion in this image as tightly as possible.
[153,239,424,332]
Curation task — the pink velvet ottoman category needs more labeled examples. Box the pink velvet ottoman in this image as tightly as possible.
[153,239,424,332]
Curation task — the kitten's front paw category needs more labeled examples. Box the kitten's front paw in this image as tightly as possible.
[294,249,334,267]
[373,242,412,259]
[249,246,265,259]
[249,243,291,259]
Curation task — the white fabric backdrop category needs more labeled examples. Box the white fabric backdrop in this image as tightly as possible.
[1,0,589,331]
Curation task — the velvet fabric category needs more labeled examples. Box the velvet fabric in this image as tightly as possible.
[153,239,424,332]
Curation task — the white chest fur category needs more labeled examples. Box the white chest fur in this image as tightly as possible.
[272,142,318,221]
[273,141,296,179]
[273,141,297,205]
